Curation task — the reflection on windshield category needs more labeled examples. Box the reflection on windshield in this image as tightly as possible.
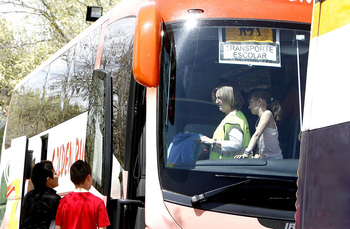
[161,23,309,166]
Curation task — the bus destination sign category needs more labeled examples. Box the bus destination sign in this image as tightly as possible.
[219,42,281,67]
[219,27,281,67]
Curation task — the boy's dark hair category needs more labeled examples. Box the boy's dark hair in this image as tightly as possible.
[70,160,92,185]
[31,161,54,189]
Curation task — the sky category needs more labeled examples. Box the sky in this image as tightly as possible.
[0,2,35,27]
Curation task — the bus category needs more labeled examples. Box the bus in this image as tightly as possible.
[296,0,350,228]
[0,0,313,228]
[0,121,4,223]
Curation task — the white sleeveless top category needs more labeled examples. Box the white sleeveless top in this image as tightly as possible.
[258,127,283,159]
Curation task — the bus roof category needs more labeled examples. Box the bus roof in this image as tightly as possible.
[109,0,313,24]
[155,0,313,24]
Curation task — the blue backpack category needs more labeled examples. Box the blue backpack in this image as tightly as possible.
[167,132,204,166]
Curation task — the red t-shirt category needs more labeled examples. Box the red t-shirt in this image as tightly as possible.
[55,192,110,229]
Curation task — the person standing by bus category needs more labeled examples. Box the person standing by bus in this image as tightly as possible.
[197,85,251,159]
[20,161,60,229]
[55,160,110,229]
[237,89,283,159]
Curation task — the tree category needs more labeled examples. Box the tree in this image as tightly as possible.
[0,18,23,121]
[0,0,120,120]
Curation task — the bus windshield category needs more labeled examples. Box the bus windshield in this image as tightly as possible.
[160,20,310,212]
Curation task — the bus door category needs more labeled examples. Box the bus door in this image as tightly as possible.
[92,67,145,228]
[91,69,115,199]
[0,136,32,229]
[96,15,146,227]
[90,69,139,227]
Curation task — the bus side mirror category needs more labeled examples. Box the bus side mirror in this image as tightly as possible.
[133,3,162,88]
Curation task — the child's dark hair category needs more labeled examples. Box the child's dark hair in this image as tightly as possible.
[249,89,283,121]
[31,161,54,189]
[70,160,92,185]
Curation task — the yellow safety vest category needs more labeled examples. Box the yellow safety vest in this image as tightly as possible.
[210,110,251,159]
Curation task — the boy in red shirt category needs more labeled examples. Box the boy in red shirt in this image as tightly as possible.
[55,160,110,229]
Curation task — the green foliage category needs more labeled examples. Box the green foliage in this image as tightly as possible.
[0,19,23,120]
[0,0,120,121]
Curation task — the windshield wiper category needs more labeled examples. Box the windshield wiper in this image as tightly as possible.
[215,174,297,184]
[190,179,251,206]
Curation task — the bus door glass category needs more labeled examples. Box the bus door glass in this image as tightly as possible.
[160,21,310,221]
[86,70,108,195]
[100,17,137,200]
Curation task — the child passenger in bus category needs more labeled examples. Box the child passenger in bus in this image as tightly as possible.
[236,89,283,159]
[196,85,251,159]
[55,160,110,229]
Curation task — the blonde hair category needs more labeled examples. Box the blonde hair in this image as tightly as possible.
[212,85,243,110]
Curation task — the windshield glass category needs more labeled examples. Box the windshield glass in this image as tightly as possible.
[160,20,309,212]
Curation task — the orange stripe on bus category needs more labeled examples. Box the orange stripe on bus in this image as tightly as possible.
[158,0,313,23]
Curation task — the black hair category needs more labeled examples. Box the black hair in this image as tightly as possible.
[70,160,92,185]
[31,161,54,189]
